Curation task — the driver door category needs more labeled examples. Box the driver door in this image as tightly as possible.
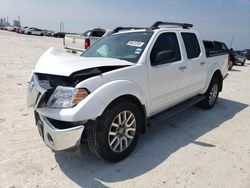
[147,32,188,115]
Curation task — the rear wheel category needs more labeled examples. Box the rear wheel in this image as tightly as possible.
[87,99,142,162]
[199,77,220,109]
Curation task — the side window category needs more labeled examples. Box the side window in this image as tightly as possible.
[150,32,181,65]
[181,33,201,59]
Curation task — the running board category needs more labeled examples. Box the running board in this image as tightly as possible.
[148,95,206,126]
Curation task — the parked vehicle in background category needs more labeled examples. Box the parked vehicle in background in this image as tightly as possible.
[234,51,246,66]
[203,40,229,56]
[45,30,54,37]
[243,49,250,60]
[23,27,37,34]
[203,40,231,69]
[53,32,78,38]
[27,21,229,162]
[6,26,15,31]
[19,26,29,33]
[25,28,45,36]
[14,27,22,33]
[64,28,110,52]
[53,32,66,38]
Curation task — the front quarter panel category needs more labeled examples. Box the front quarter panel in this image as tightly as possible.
[36,80,147,122]
[92,80,147,109]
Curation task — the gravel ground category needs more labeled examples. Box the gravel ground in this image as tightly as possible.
[0,30,249,188]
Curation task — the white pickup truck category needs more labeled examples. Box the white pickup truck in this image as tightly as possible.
[27,21,229,162]
[64,28,110,53]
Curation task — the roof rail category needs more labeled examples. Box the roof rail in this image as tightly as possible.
[110,21,193,35]
[110,27,148,34]
[151,21,193,29]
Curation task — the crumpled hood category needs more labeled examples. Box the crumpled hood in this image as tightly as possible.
[34,47,134,76]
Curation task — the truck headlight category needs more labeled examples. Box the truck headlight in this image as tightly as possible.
[47,86,89,108]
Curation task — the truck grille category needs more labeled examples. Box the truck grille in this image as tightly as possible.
[27,74,52,109]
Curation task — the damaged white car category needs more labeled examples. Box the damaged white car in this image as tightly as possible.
[27,21,229,162]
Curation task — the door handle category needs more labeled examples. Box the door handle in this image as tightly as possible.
[200,61,206,65]
[179,66,187,71]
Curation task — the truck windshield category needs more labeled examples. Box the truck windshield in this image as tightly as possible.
[81,32,153,63]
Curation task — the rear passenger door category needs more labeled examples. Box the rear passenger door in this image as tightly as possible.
[181,32,206,94]
[148,32,188,114]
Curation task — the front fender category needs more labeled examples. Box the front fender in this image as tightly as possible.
[37,80,147,122]
[93,80,147,110]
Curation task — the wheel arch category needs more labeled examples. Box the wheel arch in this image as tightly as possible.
[202,69,223,93]
[212,70,223,92]
[87,80,148,133]
[103,94,147,134]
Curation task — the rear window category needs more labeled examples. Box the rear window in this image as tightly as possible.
[91,30,106,37]
[82,30,106,37]
[181,33,201,59]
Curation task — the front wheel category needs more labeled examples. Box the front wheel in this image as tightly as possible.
[87,99,142,162]
[199,78,220,109]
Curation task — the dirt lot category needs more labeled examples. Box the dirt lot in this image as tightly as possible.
[0,30,250,188]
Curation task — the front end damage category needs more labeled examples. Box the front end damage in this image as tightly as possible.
[27,74,85,151]
[27,47,134,151]
[34,112,85,151]
[27,64,130,151]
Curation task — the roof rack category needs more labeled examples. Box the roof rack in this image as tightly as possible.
[110,21,193,34]
[110,27,148,34]
[151,21,193,29]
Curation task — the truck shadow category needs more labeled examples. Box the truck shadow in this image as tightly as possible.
[54,98,248,187]
[229,68,241,72]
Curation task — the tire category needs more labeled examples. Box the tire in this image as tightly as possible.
[40,33,44,36]
[199,77,220,109]
[28,32,31,35]
[87,99,142,162]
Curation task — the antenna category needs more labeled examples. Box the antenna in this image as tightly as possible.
[60,21,64,32]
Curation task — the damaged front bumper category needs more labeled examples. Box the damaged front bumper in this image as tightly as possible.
[27,74,85,151]
[35,112,85,151]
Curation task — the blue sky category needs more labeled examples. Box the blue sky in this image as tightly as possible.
[0,0,249,49]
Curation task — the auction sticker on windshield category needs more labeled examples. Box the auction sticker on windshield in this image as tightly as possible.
[127,41,145,47]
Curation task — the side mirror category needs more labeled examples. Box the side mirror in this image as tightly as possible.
[152,50,175,65]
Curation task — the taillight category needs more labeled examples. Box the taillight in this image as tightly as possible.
[85,38,90,49]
